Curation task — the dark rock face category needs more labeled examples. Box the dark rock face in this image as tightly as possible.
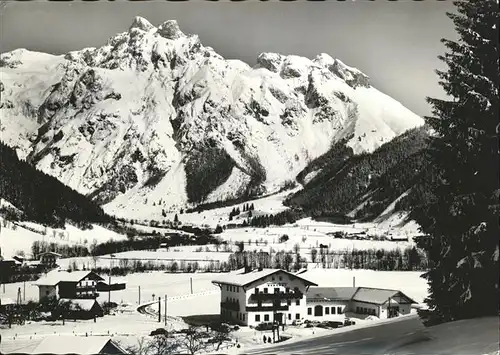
[157,20,186,40]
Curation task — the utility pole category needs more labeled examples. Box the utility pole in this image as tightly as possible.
[23,281,26,302]
[158,297,161,323]
[164,294,167,327]
[190,277,193,294]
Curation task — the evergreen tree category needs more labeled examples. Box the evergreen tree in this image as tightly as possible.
[413,0,499,323]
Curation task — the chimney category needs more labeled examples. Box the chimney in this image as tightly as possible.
[353,276,356,288]
[244,265,252,274]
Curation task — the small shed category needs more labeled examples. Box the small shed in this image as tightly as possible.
[58,298,104,319]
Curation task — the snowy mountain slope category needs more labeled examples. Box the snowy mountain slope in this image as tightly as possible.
[0,17,424,219]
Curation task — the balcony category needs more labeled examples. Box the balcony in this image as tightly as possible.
[221,301,240,312]
[75,285,97,292]
[251,291,303,301]
[74,292,99,299]
[246,305,289,312]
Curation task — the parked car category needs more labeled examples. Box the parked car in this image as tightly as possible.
[292,318,304,326]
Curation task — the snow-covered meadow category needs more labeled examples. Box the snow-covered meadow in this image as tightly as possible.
[0,218,127,259]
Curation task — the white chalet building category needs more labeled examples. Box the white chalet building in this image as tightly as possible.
[213,269,418,327]
[212,268,318,327]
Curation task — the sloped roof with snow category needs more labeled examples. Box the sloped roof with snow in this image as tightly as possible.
[59,298,102,312]
[306,287,358,301]
[212,268,318,288]
[30,336,126,354]
[33,270,104,286]
[352,287,417,305]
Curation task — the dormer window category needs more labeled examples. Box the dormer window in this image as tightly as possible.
[255,287,259,294]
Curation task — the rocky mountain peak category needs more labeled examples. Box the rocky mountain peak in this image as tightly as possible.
[0,17,424,219]
[129,16,155,32]
[157,20,186,40]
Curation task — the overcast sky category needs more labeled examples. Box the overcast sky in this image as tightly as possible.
[1,0,457,117]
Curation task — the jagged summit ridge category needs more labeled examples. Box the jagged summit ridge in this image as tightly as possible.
[0,16,424,219]
[129,16,155,32]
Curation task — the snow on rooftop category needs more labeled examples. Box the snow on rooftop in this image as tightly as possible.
[212,268,317,287]
[33,270,104,286]
[59,298,100,311]
[307,287,358,301]
[352,287,417,305]
[30,336,122,355]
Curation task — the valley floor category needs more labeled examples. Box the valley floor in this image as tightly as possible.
[1,268,427,353]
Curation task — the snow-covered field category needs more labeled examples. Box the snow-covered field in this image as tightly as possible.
[0,268,428,353]
[0,218,127,259]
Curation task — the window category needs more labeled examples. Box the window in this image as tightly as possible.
[264,288,268,294]
[286,287,290,293]
[294,287,299,293]
[288,313,291,320]
[243,314,245,321]
[255,287,259,294]
[272,277,275,281]
[45,290,49,296]
[287,300,291,306]
[332,307,336,314]
[337,306,342,314]
[264,314,269,321]
[307,307,312,315]
[325,307,330,315]
[295,313,300,320]
[279,276,283,281]
[295,300,300,305]
[255,314,260,322]
[274,288,280,294]
[314,305,323,317]
[227,285,229,291]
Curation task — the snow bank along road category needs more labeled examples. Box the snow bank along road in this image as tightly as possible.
[244,315,500,355]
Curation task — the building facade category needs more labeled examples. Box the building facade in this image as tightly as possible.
[213,269,417,327]
[39,252,62,268]
[35,270,105,301]
[213,269,318,327]
[306,286,416,321]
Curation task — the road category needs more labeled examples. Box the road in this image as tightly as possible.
[245,315,429,355]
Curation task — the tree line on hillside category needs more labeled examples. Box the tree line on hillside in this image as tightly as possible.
[228,203,255,220]
[225,245,428,272]
[0,142,109,227]
[247,209,307,227]
[284,126,435,220]
[184,144,236,203]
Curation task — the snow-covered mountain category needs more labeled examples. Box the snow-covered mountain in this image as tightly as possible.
[0,17,424,219]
